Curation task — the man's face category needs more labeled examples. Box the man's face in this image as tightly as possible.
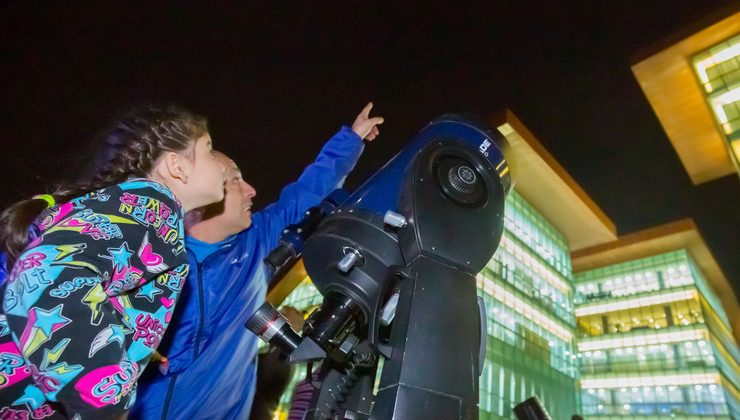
[216,153,257,232]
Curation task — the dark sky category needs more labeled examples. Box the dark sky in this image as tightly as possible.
[1,2,738,297]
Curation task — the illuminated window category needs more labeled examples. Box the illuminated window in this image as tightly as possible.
[693,34,740,169]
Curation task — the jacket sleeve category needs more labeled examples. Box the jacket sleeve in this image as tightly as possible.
[2,182,185,419]
[254,126,364,251]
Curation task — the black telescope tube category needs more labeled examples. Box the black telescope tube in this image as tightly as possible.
[264,240,297,272]
[303,293,363,347]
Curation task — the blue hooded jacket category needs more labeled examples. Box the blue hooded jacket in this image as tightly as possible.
[131,127,364,419]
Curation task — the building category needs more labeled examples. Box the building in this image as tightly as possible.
[631,11,740,184]
[573,220,740,418]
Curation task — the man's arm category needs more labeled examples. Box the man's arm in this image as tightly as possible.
[254,103,383,251]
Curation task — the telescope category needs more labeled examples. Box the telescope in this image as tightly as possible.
[247,114,512,420]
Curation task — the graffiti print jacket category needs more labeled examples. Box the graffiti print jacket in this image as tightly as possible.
[0,180,187,419]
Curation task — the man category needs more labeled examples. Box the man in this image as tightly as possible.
[132,103,383,419]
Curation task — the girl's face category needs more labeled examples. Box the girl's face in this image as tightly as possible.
[185,134,225,209]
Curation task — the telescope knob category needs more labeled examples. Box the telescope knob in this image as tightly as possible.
[448,165,477,194]
[383,210,407,228]
[338,247,364,273]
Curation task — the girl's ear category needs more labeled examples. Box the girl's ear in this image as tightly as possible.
[162,151,191,184]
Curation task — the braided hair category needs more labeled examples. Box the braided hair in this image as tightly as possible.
[0,105,209,271]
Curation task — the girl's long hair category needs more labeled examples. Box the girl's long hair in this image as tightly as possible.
[0,105,208,271]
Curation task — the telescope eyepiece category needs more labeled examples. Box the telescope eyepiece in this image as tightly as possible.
[246,302,302,355]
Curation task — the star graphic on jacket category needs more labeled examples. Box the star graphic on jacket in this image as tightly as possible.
[136,281,163,303]
[33,305,71,338]
[101,243,134,272]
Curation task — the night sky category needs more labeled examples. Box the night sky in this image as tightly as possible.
[1,2,738,297]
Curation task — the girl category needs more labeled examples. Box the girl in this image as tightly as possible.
[0,106,225,419]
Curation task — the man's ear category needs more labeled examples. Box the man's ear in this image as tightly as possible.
[162,151,191,183]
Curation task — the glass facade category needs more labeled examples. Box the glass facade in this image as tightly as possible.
[272,190,580,419]
[576,250,740,419]
[692,34,740,172]
[476,190,578,419]
[262,191,740,420]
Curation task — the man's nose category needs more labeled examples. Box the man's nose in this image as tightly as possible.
[243,182,257,198]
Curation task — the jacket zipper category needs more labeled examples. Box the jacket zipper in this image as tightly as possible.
[160,375,178,420]
[193,262,205,358]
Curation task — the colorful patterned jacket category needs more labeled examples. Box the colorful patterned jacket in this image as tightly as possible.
[0,180,187,419]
